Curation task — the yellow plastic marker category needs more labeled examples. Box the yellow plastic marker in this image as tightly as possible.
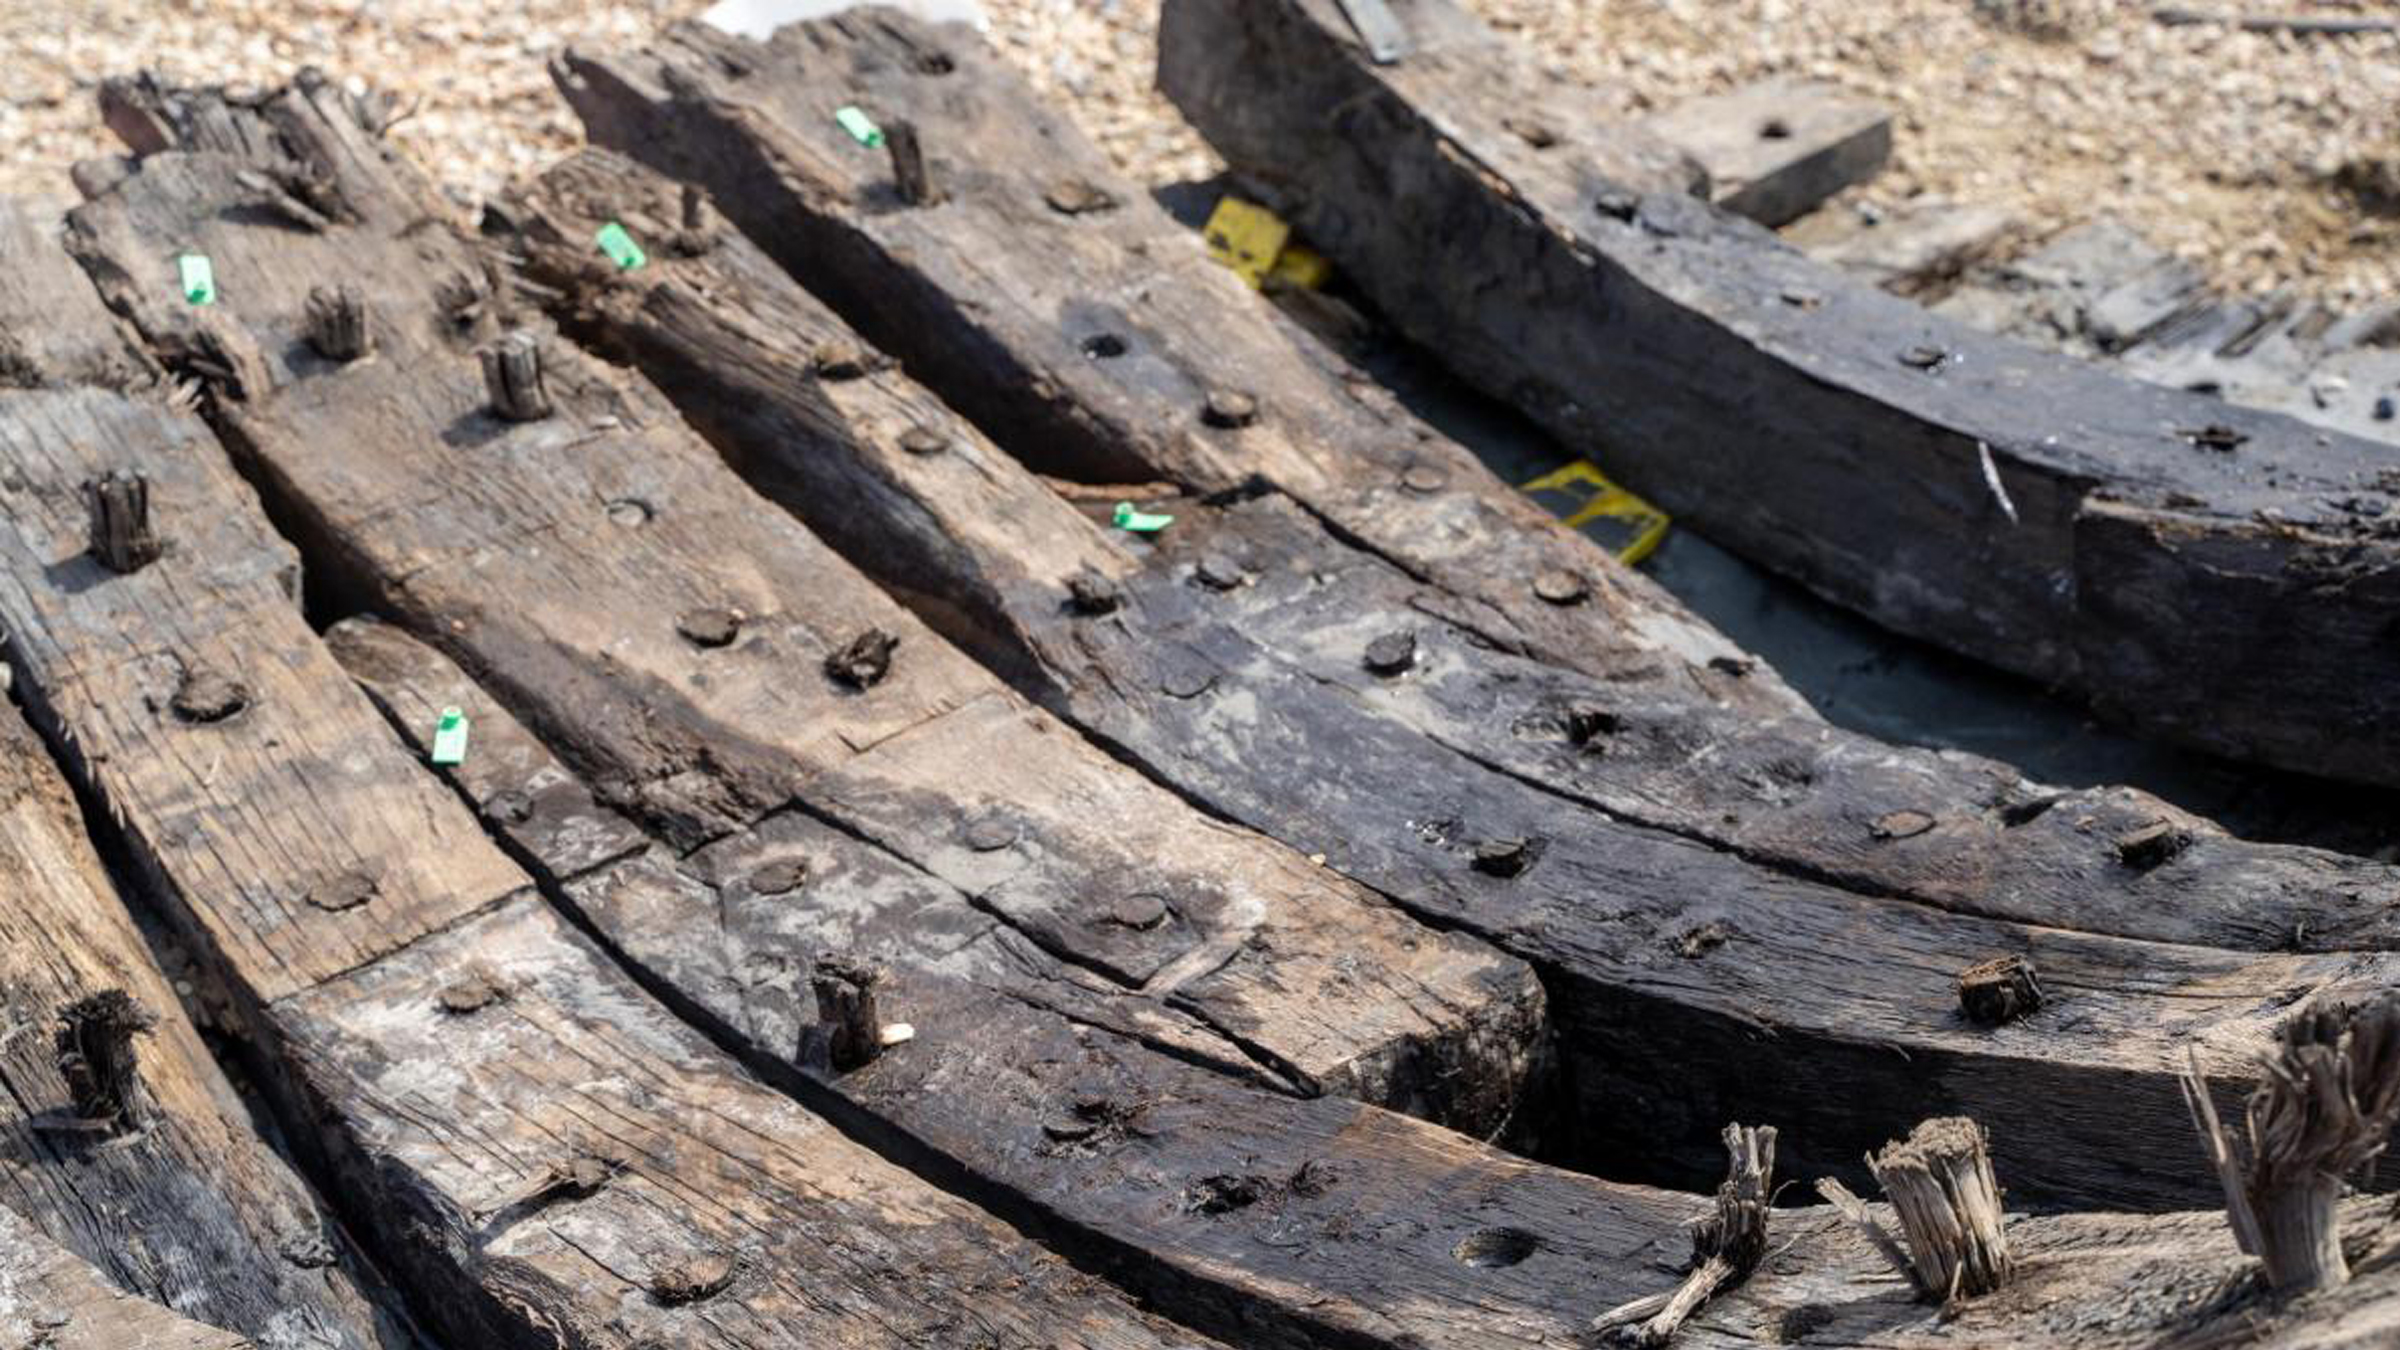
[1519,459,1672,565]
[1267,243,1331,291]
[1203,196,1291,289]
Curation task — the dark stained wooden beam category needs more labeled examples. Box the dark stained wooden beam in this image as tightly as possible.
[62,71,1546,1138]
[488,146,2400,1214]
[541,32,2400,958]
[550,15,1772,725]
[1150,0,2400,789]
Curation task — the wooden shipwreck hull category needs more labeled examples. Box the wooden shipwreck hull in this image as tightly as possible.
[1143,0,2400,789]
[0,23,2394,1350]
[547,9,2400,1208]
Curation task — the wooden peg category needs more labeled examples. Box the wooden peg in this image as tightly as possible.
[481,330,551,422]
[84,471,161,574]
[54,991,157,1135]
[810,955,887,1072]
[887,119,938,207]
[304,283,370,361]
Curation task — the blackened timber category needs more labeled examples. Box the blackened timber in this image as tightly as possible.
[1151,0,2400,786]
[62,76,1547,1135]
[495,149,2400,1213]
[538,37,2400,955]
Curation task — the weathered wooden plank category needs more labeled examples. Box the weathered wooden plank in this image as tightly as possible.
[0,704,410,1350]
[1641,78,1891,227]
[552,15,1779,728]
[1151,0,2400,788]
[517,148,2400,961]
[1788,198,2022,296]
[5,87,1297,1350]
[326,614,2400,1350]
[536,29,2400,954]
[488,148,2400,1214]
[62,74,1545,1134]
[0,1206,253,1350]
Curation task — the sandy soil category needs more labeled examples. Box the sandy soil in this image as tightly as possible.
[1,1,2393,304]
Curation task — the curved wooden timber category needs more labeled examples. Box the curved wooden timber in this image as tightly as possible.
[550,13,2400,962]
[480,136,2400,1215]
[4,78,1254,1350]
[1144,0,2400,789]
[25,66,2400,1350]
[0,200,419,1350]
[327,615,2400,1350]
[62,73,1546,1139]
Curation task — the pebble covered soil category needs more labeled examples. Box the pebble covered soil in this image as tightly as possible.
[1,1,2392,303]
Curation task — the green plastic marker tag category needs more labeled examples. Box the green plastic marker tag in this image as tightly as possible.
[177,254,215,305]
[835,105,885,148]
[430,706,469,766]
[1113,501,1175,533]
[595,220,647,271]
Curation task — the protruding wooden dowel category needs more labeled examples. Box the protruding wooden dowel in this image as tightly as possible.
[54,990,157,1135]
[887,119,938,207]
[304,283,370,361]
[84,471,161,574]
[675,181,717,255]
[1863,1116,2014,1300]
[480,330,550,422]
[1592,1123,1775,1345]
[2183,995,2400,1294]
[811,955,886,1073]
[1957,955,2041,1026]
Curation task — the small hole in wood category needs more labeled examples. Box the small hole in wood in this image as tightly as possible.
[1454,1227,1540,1268]
[1760,117,1792,140]
[917,51,955,75]
[1081,333,1128,360]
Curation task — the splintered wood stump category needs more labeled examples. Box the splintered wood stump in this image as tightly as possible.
[503,117,2400,1210]
[83,469,160,573]
[480,328,550,420]
[303,282,369,361]
[549,26,2400,963]
[1867,1117,2015,1300]
[1152,0,2400,790]
[2183,996,2400,1294]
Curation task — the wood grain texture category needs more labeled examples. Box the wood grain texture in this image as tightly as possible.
[540,34,2400,958]
[0,706,409,1350]
[62,84,1546,1135]
[15,80,1306,1350]
[1150,0,2400,787]
[506,85,2400,1214]
[0,1206,253,1350]
[326,613,2400,1350]
[551,15,1774,724]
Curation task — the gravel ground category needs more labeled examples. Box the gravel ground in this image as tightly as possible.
[2,1,2393,304]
